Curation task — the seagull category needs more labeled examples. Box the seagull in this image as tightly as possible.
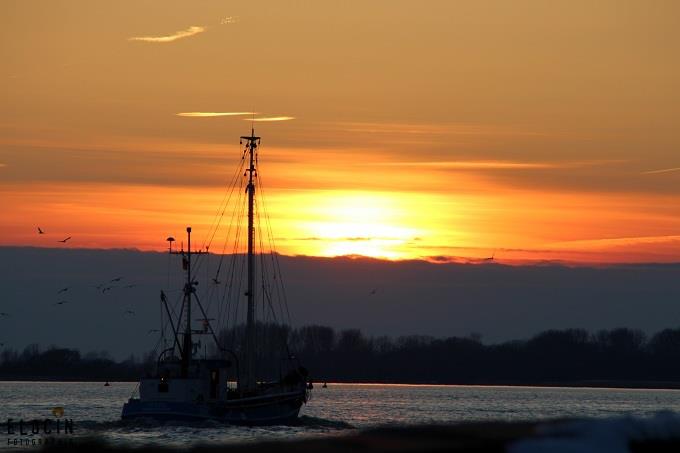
[110,277,123,283]
[102,286,113,293]
[57,237,72,243]
[38,227,45,234]
[57,287,69,294]
[54,300,68,305]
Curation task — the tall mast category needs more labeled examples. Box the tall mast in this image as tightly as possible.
[241,127,260,389]
[181,226,193,377]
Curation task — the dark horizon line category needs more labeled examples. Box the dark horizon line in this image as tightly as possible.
[1,244,678,268]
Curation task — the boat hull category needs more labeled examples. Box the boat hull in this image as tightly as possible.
[121,390,306,425]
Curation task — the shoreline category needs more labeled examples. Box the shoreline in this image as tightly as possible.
[2,377,680,390]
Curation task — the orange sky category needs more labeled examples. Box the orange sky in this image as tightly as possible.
[1,0,679,264]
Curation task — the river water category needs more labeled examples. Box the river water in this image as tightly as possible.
[2,382,680,449]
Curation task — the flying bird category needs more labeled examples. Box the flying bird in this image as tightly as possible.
[124,310,135,316]
[57,287,69,294]
[102,286,114,293]
[38,227,45,234]
[0,313,9,317]
[110,277,123,283]
[57,237,72,243]
[54,300,68,305]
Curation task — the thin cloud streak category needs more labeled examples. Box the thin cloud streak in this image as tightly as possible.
[550,235,680,249]
[129,26,206,43]
[177,112,257,117]
[643,167,680,175]
[371,159,626,171]
[247,116,295,122]
[375,161,557,170]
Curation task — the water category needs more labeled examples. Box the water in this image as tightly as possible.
[2,381,680,449]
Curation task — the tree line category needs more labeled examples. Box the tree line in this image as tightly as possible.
[287,325,680,385]
[3,326,680,385]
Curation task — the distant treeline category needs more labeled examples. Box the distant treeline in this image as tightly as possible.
[288,326,680,386]
[0,346,155,381]
[4,326,680,386]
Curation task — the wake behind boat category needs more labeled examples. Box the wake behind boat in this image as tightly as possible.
[122,129,312,424]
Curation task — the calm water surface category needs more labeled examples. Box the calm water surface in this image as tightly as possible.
[2,382,680,448]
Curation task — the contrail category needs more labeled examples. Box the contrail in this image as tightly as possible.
[177,112,257,117]
[642,167,680,175]
[129,26,206,43]
[246,116,295,122]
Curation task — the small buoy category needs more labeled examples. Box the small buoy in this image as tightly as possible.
[104,381,110,387]
[51,407,64,418]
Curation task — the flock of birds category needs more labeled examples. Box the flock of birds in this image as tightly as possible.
[38,226,71,243]
[35,226,141,312]
[0,227,500,349]
[49,276,137,314]
[0,227,158,349]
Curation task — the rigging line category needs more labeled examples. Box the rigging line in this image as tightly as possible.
[224,189,248,349]
[213,160,248,280]
[257,168,293,326]
[218,199,243,334]
[257,211,268,322]
[158,303,180,355]
[262,275,291,356]
[193,151,247,275]
[255,195,278,326]
[215,193,246,335]
[203,151,247,254]
[168,289,183,321]
[230,250,246,351]
[212,167,247,314]
[199,147,248,253]
[195,154,247,282]
[255,179,292,357]
[129,334,161,400]
[232,196,249,339]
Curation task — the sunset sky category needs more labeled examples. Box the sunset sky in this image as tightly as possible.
[1,0,679,263]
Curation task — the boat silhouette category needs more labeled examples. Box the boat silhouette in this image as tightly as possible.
[121,129,311,424]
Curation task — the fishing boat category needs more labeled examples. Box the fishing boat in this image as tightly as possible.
[121,129,312,424]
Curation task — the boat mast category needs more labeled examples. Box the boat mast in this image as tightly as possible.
[241,127,260,389]
[181,226,194,378]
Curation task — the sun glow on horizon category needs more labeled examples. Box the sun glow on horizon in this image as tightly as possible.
[284,192,423,259]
